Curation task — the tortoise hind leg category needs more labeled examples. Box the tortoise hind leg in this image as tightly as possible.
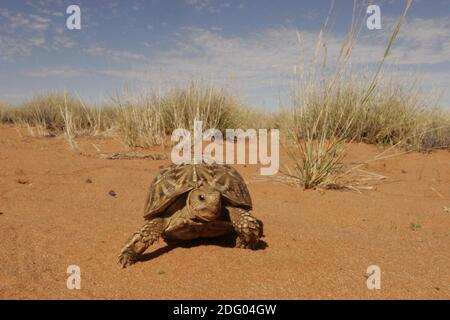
[226,207,263,250]
[118,218,165,268]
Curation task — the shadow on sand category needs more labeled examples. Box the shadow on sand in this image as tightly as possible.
[137,234,268,264]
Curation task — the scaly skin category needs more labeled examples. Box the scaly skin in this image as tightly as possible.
[118,217,166,268]
[227,206,263,249]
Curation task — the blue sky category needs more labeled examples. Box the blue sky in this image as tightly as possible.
[1,0,450,109]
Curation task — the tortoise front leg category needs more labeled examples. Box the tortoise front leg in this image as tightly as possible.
[226,207,263,249]
[118,218,165,268]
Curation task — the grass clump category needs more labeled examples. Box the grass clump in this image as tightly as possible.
[158,82,248,132]
[0,83,259,149]
[0,103,16,123]
[114,82,258,148]
[114,95,167,148]
[281,0,445,190]
[8,92,115,138]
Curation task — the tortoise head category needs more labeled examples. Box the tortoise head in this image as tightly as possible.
[187,186,221,222]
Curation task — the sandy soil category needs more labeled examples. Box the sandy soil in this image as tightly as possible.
[0,125,449,299]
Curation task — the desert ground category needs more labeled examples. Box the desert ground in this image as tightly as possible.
[0,124,449,299]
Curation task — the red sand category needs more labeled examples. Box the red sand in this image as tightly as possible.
[0,125,449,299]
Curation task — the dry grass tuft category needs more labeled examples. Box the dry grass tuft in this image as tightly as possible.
[114,94,167,148]
[280,0,446,190]
[113,81,261,148]
[5,92,115,139]
[0,0,448,188]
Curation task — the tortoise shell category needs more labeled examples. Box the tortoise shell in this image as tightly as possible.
[144,163,252,219]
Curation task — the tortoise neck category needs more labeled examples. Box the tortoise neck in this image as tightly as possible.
[185,190,195,217]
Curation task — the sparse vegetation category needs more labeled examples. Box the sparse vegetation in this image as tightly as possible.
[113,82,257,148]
[410,222,422,231]
[281,0,449,190]
[0,103,16,123]
[1,73,449,188]
[3,78,447,151]
[1,93,116,138]
[0,0,449,192]
[0,83,267,148]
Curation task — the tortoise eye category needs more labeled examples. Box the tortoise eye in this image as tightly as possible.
[199,194,206,201]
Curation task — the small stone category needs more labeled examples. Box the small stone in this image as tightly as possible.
[17,179,29,185]
[86,178,92,183]
[108,190,117,197]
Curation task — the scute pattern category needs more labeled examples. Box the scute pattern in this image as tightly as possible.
[144,163,252,219]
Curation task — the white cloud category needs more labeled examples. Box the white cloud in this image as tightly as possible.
[52,34,77,49]
[27,67,86,78]
[96,17,450,106]
[185,0,220,13]
[0,35,30,58]
[4,5,449,107]
[346,16,450,66]
[1,9,51,32]
[0,7,79,59]
[84,46,147,62]
[185,0,243,12]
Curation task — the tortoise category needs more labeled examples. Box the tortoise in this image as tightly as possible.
[118,162,264,268]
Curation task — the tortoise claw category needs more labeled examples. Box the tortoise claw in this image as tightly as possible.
[235,234,259,250]
[118,247,141,268]
[228,207,263,250]
[235,220,262,250]
[118,252,135,268]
